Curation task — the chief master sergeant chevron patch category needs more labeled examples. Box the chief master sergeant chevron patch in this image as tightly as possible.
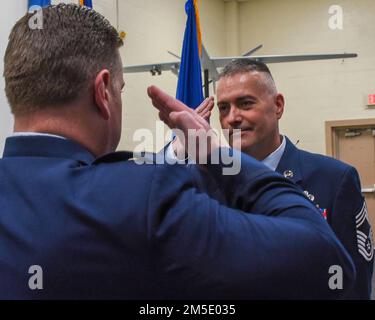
[355,201,374,262]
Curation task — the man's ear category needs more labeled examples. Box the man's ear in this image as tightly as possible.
[94,69,111,120]
[275,93,285,120]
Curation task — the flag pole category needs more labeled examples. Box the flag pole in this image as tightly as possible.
[204,69,209,98]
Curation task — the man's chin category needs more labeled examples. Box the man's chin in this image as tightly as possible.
[230,139,255,153]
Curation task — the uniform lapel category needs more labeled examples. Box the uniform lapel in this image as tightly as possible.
[276,136,303,184]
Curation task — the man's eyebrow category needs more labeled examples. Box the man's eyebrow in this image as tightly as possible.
[236,95,256,102]
[217,101,229,105]
[217,95,256,105]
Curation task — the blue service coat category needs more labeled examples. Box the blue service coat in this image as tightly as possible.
[276,137,374,299]
[0,136,355,299]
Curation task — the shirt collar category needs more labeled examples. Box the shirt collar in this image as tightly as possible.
[261,135,286,171]
[11,132,67,140]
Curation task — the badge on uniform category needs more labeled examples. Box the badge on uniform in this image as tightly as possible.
[355,201,374,262]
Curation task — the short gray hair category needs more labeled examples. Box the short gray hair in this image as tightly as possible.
[219,59,277,95]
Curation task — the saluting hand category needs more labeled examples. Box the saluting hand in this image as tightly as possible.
[195,96,214,122]
[147,86,220,161]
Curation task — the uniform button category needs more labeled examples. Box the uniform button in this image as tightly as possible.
[283,170,294,179]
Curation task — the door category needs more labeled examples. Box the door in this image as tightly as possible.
[326,119,375,234]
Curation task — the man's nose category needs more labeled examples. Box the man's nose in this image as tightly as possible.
[227,106,242,127]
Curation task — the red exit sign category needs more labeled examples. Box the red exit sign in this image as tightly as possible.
[368,94,375,105]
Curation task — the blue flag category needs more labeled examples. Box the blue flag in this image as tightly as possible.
[28,0,51,9]
[176,0,204,109]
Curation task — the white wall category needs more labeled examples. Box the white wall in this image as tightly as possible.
[0,1,28,153]
[119,0,186,152]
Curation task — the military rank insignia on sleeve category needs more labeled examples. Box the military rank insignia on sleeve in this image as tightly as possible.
[355,201,374,262]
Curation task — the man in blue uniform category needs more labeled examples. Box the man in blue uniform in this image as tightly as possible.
[0,4,355,299]
[206,59,373,299]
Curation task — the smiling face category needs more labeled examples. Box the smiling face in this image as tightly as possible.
[217,71,284,160]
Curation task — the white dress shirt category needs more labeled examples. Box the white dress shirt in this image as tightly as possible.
[261,135,286,171]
